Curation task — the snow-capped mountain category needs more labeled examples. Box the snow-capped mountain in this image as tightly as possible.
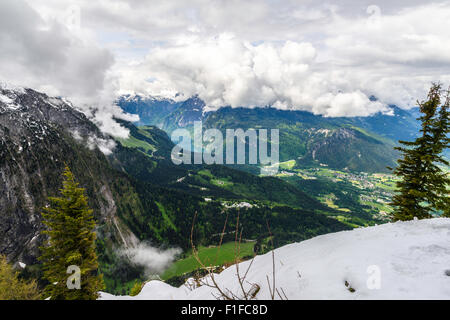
[115,94,428,172]
[116,94,208,131]
[116,94,182,127]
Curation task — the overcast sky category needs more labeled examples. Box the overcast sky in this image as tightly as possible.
[1,0,450,130]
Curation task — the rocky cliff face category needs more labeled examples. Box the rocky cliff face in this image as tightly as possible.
[303,127,397,172]
[0,84,139,264]
[162,96,207,132]
[116,95,180,127]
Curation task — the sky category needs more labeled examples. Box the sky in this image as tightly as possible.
[1,0,450,135]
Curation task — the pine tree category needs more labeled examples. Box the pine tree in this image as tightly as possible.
[0,255,41,300]
[429,90,450,217]
[391,84,450,221]
[129,280,144,296]
[39,166,104,299]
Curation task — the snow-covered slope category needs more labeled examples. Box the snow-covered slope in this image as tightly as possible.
[100,218,450,300]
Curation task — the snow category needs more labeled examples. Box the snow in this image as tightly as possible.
[176,176,186,183]
[0,92,20,110]
[100,218,450,300]
[0,82,24,111]
[101,281,192,300]
[0,94,14,105]
[222,202,254,209]
[0,81,26,94]
[45,97,66,109]
[119,93,176,103]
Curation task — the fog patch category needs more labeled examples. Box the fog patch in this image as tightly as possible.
[120,243,182,275]
[87,136,117,156]
[70,129,83,142]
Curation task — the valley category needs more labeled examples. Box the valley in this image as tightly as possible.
[0,85,352,295]
[275,163,397,223]
[0,84,445,296]
[109,98,416,290]
[1,0,449,303]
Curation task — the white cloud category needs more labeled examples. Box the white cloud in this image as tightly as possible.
[0,0,136,137]
[3,0,450,118]
[0,0,113,101]
[118,35,389,116]
[111,1,450,116]
[120,243,182,275]
[86,136,117,156]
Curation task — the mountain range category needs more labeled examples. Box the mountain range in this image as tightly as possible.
[117,95,424,173]
[1,84,443,295]
[1,84,355,294]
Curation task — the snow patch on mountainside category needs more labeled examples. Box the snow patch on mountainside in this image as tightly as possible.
[100,218,450,300]
[0,81,26,94]
[0,94,14,105]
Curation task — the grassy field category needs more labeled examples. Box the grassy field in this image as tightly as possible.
[155,201,178,232]
[318,193,351,212]
[161,241,255,280]
[279,160,296,170]
[117,135,155,153]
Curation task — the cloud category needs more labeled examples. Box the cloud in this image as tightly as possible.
[6,1,450,117]
[77,100,140,139]
[86,136,117,156]
[118,35,389,116]
[113,1,450,116]
[0,0,136,138]
[0,0,112,101]
[320,2,450,108]
[120,243,181,275]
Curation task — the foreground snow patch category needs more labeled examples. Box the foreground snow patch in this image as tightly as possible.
[100,219,450,300]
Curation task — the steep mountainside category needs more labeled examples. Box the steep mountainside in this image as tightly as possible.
[333,105,420,142]
[116,95,180,127]
[0,85,141,264]
[203,107,398,172]
[161,95,206,132]
[115,94,206,132]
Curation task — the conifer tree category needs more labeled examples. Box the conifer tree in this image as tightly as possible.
[129,280,144,296]
[0,255,41,300]
[391,84,450,221]
[429,90,450,217]
[39,166,104,299]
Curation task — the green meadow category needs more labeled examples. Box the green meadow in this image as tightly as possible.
[161,241,255,280]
